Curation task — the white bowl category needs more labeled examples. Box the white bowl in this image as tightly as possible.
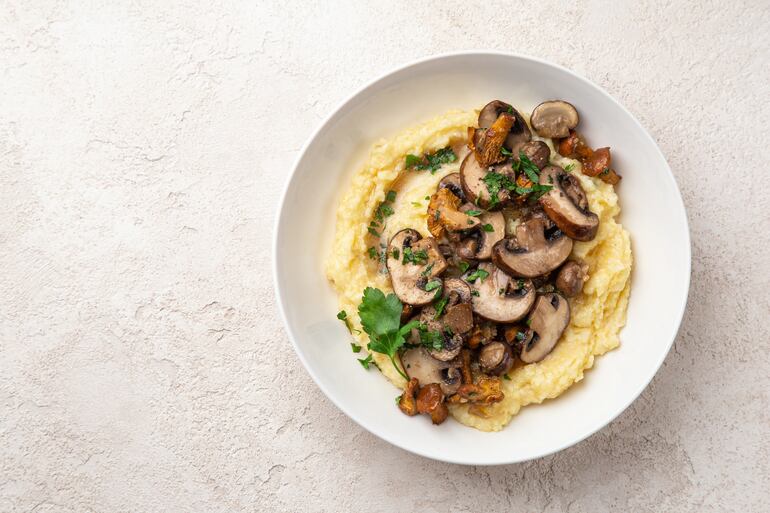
[273,52,690,465]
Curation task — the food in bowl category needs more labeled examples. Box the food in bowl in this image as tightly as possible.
[325,99,632,431]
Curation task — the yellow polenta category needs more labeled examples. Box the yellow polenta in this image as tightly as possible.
[324,109,632,432]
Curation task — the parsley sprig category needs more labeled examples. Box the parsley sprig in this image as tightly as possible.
[358,287,419,380]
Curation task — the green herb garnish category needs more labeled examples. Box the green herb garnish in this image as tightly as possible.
[386,190,397,202]
[482,223,494,232]
[458,261,470,274]
[471,290,480,297]
[500,146,512,156]
[424,279,442,292]
[433,295,449,318]
[465,209,483,216]
[367,247,378,260]
[358,354,374,370]
[392,248,400,260]
[466,268,490,283]
[358,287,420,380]
[367,226,380,237]
[405,147,457,174]
[519,152,541,183]
[351,343,362,353]
[402,247,428,265]
[417,325,445,351]
[564,163,575,172]
[482,171,516,207]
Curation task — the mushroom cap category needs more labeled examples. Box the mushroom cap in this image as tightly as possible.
[420,278,474,338]
[438,173,466,202]
[467,262,536,323]
[492,210,573,278]
[400,347,462,395]
[539,166,599,242]
[477,100,532,149]
[460,153,512,209]
[478,341,515,376]
[555,260,588,297]
[520,293,570,363]
[386,229,448,306]
[530,100,579,139]
[475,210,506,260]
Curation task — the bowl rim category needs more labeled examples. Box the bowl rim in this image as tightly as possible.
[272,50,691,465]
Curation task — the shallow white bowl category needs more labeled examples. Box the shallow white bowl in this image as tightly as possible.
[273,52,690,465]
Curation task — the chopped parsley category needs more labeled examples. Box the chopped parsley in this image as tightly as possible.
[350,343,361,353]
[482,223,494,232]
[411,201,422,208]
[391,248,400,260]
[503,374,511,381]
[482,171,516,207]
[466,268,490,283]
[433,295,449,318]
[358,354,374,369]
[519,151,541,183]
[424,279,442,292]
[471,290,480,297]
[465,209,482,216]
[367,247,378,260]
[564,163,575,172]
[395,394,402,406]
[458,261,470,274]
[526,318,532,327]
[417,325,445,351]
[500,146,512,156]
[405,147,457,174]
[367,226,380,237]
[358,287,420,380]
[600,167,611,176]
[402,247,428,265]
[420,262,434,276]
[385,190,397,202]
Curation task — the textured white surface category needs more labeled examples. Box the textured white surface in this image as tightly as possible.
[1,1,768,511]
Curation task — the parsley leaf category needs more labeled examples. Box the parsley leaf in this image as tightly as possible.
[458,261,470,274]
[424,279,442,292]
[564,163,575,172]
[358,354,374,369]
[402,247,428,265]
[358,287,420,380]
[433,295,449,318]
[482,223,494,232]
[482,171,516,207]
[351,343,362,353]
[465,209,482,216]
[466,268,490,283]
[405,147,457,174]
[519,152,541,183]
[367,247,378,260]
[386,190,397,202]
[500,146,512,156]
[417,324,445,351]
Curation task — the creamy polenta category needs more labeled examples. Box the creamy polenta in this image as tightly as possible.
[325,108,632,431]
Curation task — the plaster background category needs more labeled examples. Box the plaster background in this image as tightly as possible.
[1,1,768,511]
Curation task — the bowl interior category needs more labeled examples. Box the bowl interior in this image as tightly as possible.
[274,53,690,465]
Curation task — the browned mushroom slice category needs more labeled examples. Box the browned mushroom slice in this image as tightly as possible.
[478,100,532,150]
[437,173,466,202]
[386,229,448,306]
[492,210,572,278]
[539,166,599,241]
[530,100,579,139]
[555,260,589,297]
[397,377,420,416]
[460,153,512,209]
[475,210,505,260]
[519,293,570,363]
[478,341,515,376]
[400,347,462,396]
[466,262,536,323]
[427,188,480,238]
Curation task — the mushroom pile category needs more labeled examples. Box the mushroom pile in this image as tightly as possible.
[392,100,609,425]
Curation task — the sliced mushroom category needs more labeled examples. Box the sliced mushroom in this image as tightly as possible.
[427,188,480,238]
[492,210,573,278]
[468,319,498,349]
[520,293,570,363]
[438,173,466,202]
[530,100,579,139]
[467,262,536,323]
[400,347,462,395]
[539,166,599,241]
[478,341,514,376]
[478,100,532,150]
[460,153,512,208]
[468,208,505,260]
[514,140,550,170]
[555,260,588,297]
[386,229,448,306]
